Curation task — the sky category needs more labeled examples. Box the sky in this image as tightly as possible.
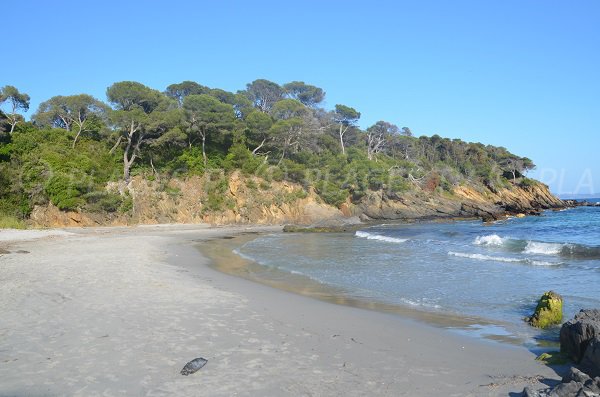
[2,0,599,196]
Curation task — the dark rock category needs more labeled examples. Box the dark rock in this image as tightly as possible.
[581,337,600,378]
[560,309,600,363]
[522,386,543,397]
[562,367,592,384]
[525,363,600,396]
[180,357,207,376]
[548,381,584,396]
[584,375,600,394]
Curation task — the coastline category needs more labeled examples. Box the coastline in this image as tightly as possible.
[0,224,561,396]
[201,231,539,346]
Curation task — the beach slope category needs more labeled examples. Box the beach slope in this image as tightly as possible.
[0,225,558,396]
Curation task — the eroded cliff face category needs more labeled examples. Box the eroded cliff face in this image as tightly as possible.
[29,172,343,228]
[28,173,563,228]
[356,182,564,221]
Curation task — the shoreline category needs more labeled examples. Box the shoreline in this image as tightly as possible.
[0,224,562,396]
[200,231,544,347]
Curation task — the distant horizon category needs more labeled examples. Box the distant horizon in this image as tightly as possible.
[558,193,600,199]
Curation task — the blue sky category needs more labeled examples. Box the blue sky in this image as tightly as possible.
[2,0,599,195]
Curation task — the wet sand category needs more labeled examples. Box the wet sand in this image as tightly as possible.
[0,225,560,396]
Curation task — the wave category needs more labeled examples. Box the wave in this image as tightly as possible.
[523,241,563,255]
[449,251,521,263]
[472,234,600,260]
[355,231,407,244]
[474,234,505,246]
[448,251,558,266]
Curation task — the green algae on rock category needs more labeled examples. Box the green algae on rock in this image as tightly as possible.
[526,291,563,329]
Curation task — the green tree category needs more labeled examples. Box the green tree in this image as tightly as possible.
[270,99,308,120]
[165,81,210,106]
[0,86,30,133]
[33,94,109,148]
[283,81,325,107]
[244,79,284,113]
[106,81,170,182]
[270,118,305,164]
[333,104,360,155]
[245,111,273,155]
[366,121,397,160]
[182,94,235,167]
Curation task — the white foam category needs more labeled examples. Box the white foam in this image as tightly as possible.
[449,251,521,263]
[355,231,407,244]
[528,260,559,267]
[524,241,563,255]
[449,251,559,266]
[473,234,505,246]
[232,249,258,263]
[400,297,442,310]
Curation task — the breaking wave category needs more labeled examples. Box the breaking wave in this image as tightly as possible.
[473,235,600,260]
[448,251,558,266]
[355,231,407,244]
[523,241,564,255]
[474,234,505,246]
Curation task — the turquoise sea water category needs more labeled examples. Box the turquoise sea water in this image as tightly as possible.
[235,205,600,343]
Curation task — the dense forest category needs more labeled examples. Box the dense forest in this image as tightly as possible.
[0,80,536,227]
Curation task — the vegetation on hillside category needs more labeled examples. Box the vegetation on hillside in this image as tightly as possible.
[0,80,536,222]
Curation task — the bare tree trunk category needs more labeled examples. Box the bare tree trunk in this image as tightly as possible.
[202,134,207,168]
[278,148,286,165]
[122,120,142,183]
[123,151,132,183]
[110,136,123,154]
[72,126,83,149]
[252,138,266,155]
[339,124,347,155]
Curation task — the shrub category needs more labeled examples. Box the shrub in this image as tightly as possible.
[0,214,26,229]
[84,191,124,213]
[45,173,85,210]
[315,180,348,207]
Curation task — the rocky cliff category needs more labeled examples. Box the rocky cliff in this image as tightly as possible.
[28,172,563,228]
[356,182,564,222]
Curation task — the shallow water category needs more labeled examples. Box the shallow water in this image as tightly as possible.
[235,206,600,344]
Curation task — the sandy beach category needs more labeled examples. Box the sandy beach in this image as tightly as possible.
[0,225,561,396]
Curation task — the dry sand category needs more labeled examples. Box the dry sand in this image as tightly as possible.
[0,225,561,396]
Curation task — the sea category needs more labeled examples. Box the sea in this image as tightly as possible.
[233,203,600,346]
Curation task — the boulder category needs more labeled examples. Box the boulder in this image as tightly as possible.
[527,291,563,328]
[580,337,600,378]
[522,386,543,397]
[547,381,583,397]
[560,309,600,363]
[522,363,600,396]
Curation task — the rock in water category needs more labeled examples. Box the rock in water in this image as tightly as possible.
[560,309,600,363]
[527,291,563,329]
[180,357,208,376]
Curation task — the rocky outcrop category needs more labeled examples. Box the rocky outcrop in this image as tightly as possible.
[564,200,600,208]
[29,173,345,228]
[356,182,563,222]
[524,310,600,396]
[28,173,564,228]
[522,367,600,396]
[582,338,600,378]
[526,291,563,329]
[560,309,600,364]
